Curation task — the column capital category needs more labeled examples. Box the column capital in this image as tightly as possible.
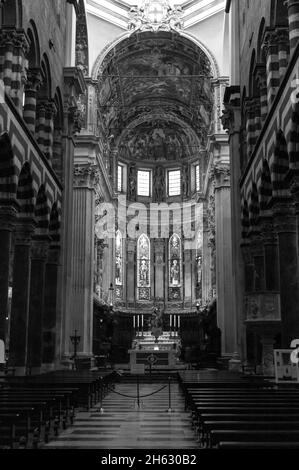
[25,68,42,92]
[0,27,30,54]
[0,204,18,231]
[30,240,49,261]
[47,246,61,264]
[273,202,297,233]
[14,220,36,245]
[73,163,98,188]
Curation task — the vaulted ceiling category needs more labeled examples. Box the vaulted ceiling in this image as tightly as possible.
[97,31,214,164]
[86,0,226,29]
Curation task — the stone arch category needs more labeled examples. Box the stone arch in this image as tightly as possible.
[52,87,64,180]
[1,0,22,28]
[259,159,273,212]
[249,181,260,228]
[249,49,258,97]
[91,30,220,81]
[49,202,60,244]
[38,53,52,101]
[0,132,18,201]
[271,129,290,198]
[257,18,266,64]
[34,184,50,236]
[270,0,289,27]
[289,111,299,170]
[27,19,41,68]
[241,199,250,239]
[16,161,34,218]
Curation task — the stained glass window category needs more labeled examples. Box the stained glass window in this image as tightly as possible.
[137,234,150,287]
[169,234,181,287]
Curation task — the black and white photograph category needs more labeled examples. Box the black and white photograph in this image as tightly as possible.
[0,0,299,460]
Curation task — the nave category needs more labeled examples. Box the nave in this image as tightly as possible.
[43,380,197,449]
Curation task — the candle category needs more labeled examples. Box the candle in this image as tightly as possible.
[170,315,172,328]
[133,316,135,328]
[141,315,143,328]
[137,315,139,328]
[178,316,180,328]
[174,315,176,329]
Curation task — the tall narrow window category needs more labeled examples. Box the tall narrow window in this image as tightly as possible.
[137,234,150,300]
[137,170,151,196]
[168,169,181,196]
[195,164,200,192]
[118,164,123,192]
[169,234,182,298]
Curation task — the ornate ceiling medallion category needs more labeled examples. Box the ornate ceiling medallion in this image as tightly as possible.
[128,0,184,33]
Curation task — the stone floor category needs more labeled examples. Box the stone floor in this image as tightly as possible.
[43,382,198,449]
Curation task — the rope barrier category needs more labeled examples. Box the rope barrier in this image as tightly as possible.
[105,384,168,399]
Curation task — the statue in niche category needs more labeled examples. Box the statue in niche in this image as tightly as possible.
[182,164,189,197]
[154,166,165,202]
[128,165,137,200]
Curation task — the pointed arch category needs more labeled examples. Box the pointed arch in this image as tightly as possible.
[27,20,41,68]
[249,182,260,227]
[16,162,34,218]
[49,202,60,244]
[260,159,273,211]
[241,199,250,239]
[289,111,299,170]
[35,184,50,236]
[271,130,290,199]
[0,132,18,200]
[1,0,22,28]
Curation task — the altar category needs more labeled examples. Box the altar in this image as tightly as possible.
[129,331,181,372]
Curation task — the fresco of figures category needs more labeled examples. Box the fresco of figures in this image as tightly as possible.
[118,122,199,161]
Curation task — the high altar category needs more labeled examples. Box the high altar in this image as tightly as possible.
[129,331,181,372]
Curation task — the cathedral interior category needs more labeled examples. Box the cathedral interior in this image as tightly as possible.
[1,0,299,451]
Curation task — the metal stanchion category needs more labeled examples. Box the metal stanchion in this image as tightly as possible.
[136,374,140,409]
[167,376,173,413]
[98,376,104,413]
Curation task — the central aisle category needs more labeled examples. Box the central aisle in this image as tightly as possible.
[45,381,198,449]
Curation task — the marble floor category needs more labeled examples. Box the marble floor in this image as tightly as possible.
[43,382,198,449]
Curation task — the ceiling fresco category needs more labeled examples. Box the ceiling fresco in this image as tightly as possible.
[97,32,214,163]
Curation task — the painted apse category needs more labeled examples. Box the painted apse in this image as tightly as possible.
[94,32,211,313]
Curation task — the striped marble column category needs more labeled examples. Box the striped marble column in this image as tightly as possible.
[253,98,262,142]
[287,0,299,54]
[23,69,42,134]
[44,101,57,161]
[256,66,268,124]
[264,31,280,106]
[52,127,63,179]
[277,28,290,80]
[0,29,29,112]
[36,103,47,153]
[245,100,256,158]
[0,33,14,96]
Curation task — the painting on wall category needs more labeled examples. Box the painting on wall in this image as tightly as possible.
[118,121,199,161]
